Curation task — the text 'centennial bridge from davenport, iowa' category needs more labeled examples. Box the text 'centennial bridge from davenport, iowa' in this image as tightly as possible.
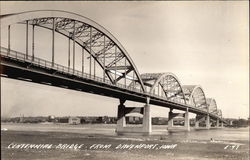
[0,10,225,134]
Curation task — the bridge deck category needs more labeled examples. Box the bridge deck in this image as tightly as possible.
[0,47,222,121]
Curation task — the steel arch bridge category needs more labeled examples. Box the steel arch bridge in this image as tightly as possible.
[0,10,225,133]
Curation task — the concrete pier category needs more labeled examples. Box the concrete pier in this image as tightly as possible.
[142,97,152,133]
[168,109,174,128]
[206,114,210,129]
[115,97,152,135]
[216,119,224,128]
[116,99,126,131]
[195,114,211,129]
[216,119,220,128]
[184,108,190,131]
[168,108,190,131]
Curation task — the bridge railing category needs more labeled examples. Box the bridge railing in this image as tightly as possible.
[0,47,221,118]
[0,47,190,105]
[0,46,145,94]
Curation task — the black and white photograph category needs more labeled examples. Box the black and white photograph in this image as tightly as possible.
[0,1,249,160]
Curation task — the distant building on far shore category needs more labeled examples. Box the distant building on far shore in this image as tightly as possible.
[68,117,80,125]
[48,115,55,122]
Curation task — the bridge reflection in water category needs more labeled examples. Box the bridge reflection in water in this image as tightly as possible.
[0,10,224,134]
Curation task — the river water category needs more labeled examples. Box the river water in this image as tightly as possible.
[1,123,249,142]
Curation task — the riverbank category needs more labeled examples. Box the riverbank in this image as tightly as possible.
[1,123,249,160]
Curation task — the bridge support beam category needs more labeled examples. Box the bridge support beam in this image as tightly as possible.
[206,114,210,129]
[216,119,220,128]
[142,97,152,133]
[116,99,126,130]
[184,108,190,131]
[216,119,224,128]
[168,109,174,128]
[115,97,152,135]
[195,120,199,128]
[168,108,190,131]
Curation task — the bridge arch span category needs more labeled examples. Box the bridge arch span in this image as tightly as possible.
[1,10,145,91]
[140,73,187,104]
[207,98,218,113]
[207,98,222,118]
[182,85,208,111]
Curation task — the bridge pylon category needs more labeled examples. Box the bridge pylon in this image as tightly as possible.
[168,108,190,131]
[142,97,152,133]
[195,114,211,129]
[116,99,127,130]
[115,97,152,135]
[216,119,220,128]
[215,119,224,128]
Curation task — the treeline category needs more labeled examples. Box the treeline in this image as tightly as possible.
[224,118,250,128]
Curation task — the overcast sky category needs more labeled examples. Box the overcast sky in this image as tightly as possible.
[0,1,249,119]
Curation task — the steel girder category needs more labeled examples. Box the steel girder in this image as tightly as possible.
[0,10,145,91]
